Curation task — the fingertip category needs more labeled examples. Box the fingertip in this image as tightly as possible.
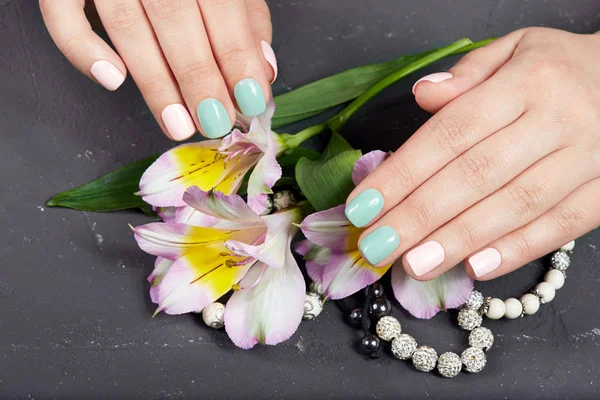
[411,72,453,95]
[161,104,197,141]
[90,60,126,91]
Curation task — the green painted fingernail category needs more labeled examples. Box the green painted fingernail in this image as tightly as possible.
[345,189,384,227]
[197,98,232,138]
[359,226,400,265]
[234,78,266,117]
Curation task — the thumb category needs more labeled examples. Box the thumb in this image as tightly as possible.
[413,29,528,113]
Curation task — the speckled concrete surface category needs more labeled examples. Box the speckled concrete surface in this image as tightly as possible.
[0,1,599,399]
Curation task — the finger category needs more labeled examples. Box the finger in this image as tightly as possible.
[245,0,277,83]
[95,0,195,141]
[356,111,558,268]
[40,0,126,91]
[403,146,595,280]
[413,29,527,113]
[141,0,234,139]
[198,0,271,117]
[345,69,526,230]
[465,177,600,281]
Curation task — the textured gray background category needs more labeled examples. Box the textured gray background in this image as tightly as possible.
[1,0,600,399]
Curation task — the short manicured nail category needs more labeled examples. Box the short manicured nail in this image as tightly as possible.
[468,248,501,278]
[411,72,453,95]
[234,78,266,117]
[345,189,384,228]
[162,104,196,141]
[405,241,445,276]
[261,41,278,84]
[359,226,400,266]
[90,60,125,91]
[197,98,232,138]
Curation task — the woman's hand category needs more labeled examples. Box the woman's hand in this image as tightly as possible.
[346,28,600,281]
[40,0,276,140]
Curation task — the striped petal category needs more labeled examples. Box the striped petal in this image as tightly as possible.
[391,262,474,319]
[224,256,305,349]
[149,257,174,304]
[352,150,388,185]
[235,97,276,138]
[299,205,361,251]
[295,240,331,283]
[321,251,390,300]
[246,130,282,214]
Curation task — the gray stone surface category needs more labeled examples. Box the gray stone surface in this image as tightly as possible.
[1,0,599,398]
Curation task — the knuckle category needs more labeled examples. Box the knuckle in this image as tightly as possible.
[59,34,82,59]
[456,221,481,250]
[138,72,173,94]
[550,206,581,236]
[216,46,256,68]
[104,2,144,34]
[178,62,219,89]
[406,197,434,230]
[144,0,190,19]
[247,0,271,21]
[198,0,236,8]
[380,158,416,199]
[457,152,494,194]
[526,58,570,85]
[512,230,535,260]
[430,114,469,156]
[506,182,544,216]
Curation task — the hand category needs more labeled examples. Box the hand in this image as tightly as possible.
[345,28,600,281]
[40,0,277,141]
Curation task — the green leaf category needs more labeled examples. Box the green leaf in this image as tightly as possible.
[277,146,320,168]
[46,155,158,212]
[295,133,361,211]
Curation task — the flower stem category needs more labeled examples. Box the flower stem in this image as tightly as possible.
[281,123,327,149]
[326,38,474,133]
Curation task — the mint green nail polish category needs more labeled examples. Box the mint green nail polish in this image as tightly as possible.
[197,98,231,138]
[359,226,400,265]
[345,188,384,227]
[234,78,266,117]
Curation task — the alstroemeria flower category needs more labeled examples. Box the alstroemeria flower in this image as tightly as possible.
[297,150,473,318]
[133,186,305,349]
[137,99,284,215]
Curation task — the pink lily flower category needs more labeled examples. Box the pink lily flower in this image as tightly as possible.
[137,99,284,215]
[133,186,305,349]
[297,150,473,319]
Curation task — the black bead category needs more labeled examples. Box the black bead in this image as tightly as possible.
[370,297,391,319]
[348,308,363,326]
[361,335,380,353]
[371,282,384,297]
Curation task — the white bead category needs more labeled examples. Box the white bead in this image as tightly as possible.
[535,281,556,303]
[560,240,575,252]
[202,302,225,329]
[504,298,522,319]
[520,293,540,315]
[303,292,323,320]
[544,269,565,290]
[485,298,506,320]
[309,281,325,297]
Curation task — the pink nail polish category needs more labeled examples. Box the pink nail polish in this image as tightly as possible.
[161,104,196,141]
[468,248,501,278]
[405,241,445,276]
[411,72,453,95]
[261,40,278,84]
[90,60,125,91]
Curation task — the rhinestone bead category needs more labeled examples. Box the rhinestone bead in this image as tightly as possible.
[391,334,417,360]
[412,346,438,372]
[437,352,462,378]
[469,327,494,351]
[464,290,484,311]
[461,347,487,373]
[202,302,225,329]
[302,292,323,320]
[375,316,402,342]
[309,281,325,297]
[550,251,570,272]
[457,308,483,331]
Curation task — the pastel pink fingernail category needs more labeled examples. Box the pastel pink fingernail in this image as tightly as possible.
[90,60,125,91]
[161,104,196,141]
[261,40,278,84]
[411,72,453,95]
[405,241,445,276]
[468,248,501,278]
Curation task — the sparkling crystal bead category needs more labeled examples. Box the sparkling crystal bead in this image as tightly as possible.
[302,292,323,320]
[375,316,402,342]
[412,346,438,372]
[464,290,484,311]
[391,334,417,360]
[457,308,482,331]
[309,281,324,297]
[202,302,225,329]
[469,327,494,351]
[550,251,570,272]
[437,352,462,378]
[461,347,487,373]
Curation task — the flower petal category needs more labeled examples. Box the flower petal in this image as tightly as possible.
[295,240,331,283]
[352,150,388,186]
[321,251,390,299]
[149,257,174,304]
[299,205,361,251]
[156,207,178,223]
[138,141,238,207]
[224,256,305,349]
[246,131,282,214]
[391,262,474,319]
